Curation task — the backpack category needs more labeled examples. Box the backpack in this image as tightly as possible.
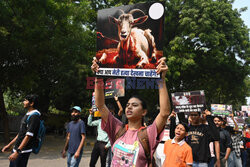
[114,125,156,167]
[26,112,46,154]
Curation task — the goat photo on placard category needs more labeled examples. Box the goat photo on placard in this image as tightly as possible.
[96,2,165,74]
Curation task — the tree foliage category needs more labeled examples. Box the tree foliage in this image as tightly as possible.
[165,0,249,109]
[0,0,249,142]
[0,0,95,112]
[0,0,95,141]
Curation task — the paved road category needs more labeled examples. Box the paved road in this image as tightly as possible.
[0,135,100,167]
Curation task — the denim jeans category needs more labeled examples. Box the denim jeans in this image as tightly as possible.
[228,151,242,167]
[67,151,83,167]
[9,152,31,167]
[193,162,208,167]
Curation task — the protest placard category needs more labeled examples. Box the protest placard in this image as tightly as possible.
[96,2,165,78]
[171,90,206,113]
[211,104,232,116]
[91,92,101,117]
[241,105,250,117]
[227,117,245,130]
[104,78,125,99]
[235,110,248,118]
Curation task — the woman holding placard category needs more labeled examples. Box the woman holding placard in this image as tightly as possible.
[91,57,170,167]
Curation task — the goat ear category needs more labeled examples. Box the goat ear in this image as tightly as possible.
[109,16,119,25]
[133,16,148,25]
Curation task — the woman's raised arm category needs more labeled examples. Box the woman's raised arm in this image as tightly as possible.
[91,57,110,122]
[154,57,171,134]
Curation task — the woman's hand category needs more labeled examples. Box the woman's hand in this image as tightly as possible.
[91,57,99,73]
[156,57,168,79]
[155,57,171,134]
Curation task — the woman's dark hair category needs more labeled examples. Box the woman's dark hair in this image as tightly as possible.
[25,94,39,109]
[129,95,147,110]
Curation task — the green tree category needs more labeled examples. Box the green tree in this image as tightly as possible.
[0,0,249,143]
[165,0,249,108]
[0,0,94,142]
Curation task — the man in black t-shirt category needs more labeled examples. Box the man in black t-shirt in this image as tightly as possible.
[214,116,232,167]
[187,110,220,167]
[2,94,40,167]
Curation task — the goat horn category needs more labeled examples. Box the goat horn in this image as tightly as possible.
[128,9,146,16]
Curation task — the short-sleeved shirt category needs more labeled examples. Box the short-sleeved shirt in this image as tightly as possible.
[186,115,219,162]
[14,110,40,153]
[219,128,232,158]
[101,112,163,167]
[67,119,86,154]
[163,139,193,167]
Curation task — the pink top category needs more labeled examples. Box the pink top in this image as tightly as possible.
[102,112,164,167]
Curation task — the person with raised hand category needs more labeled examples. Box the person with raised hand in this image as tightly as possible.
[88,108,110,167]
[177,110,221,167]
[91,57,171,167]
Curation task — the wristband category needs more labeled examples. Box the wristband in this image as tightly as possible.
[16,149,22,154]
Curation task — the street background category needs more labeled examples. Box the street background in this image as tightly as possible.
[0,135,100,167]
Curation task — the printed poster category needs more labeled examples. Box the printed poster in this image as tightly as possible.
[96,2,165,78]
[241,105,250,117]
[112,141,140,166]
[227,117,245,130]
[211,104,232,116]
[105,79,125,99]
[171,90,206,113]
[235,110,248,118]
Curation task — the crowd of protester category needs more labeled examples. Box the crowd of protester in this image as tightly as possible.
[1,58,250,167]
